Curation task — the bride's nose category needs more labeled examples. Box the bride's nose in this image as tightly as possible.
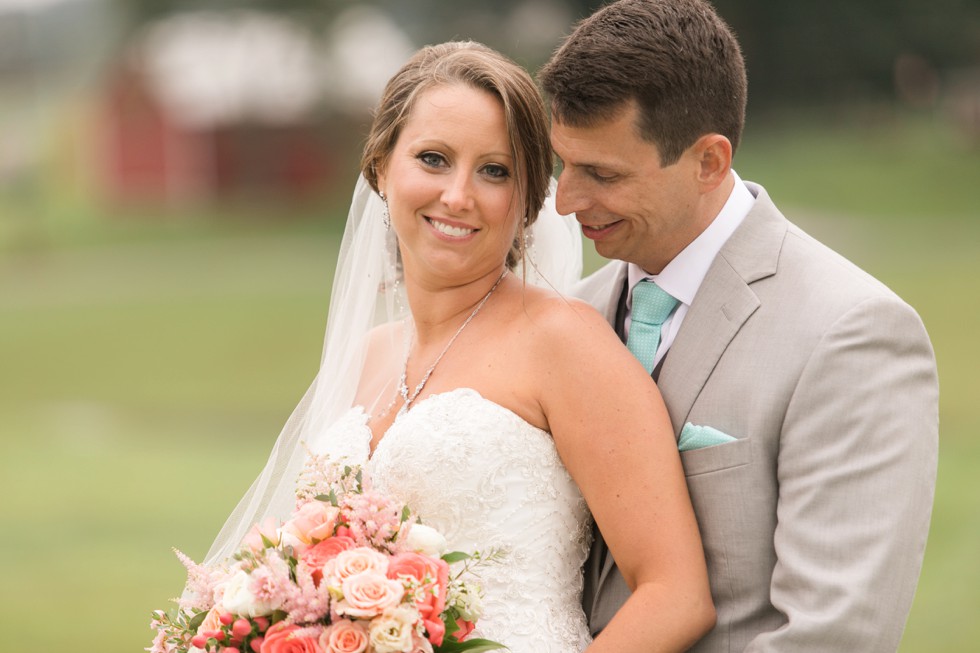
[440,172,475,214]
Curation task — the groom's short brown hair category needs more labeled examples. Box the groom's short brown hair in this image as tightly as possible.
[538,0,747,165]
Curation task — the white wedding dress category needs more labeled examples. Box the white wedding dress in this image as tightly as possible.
[311,387,594,652]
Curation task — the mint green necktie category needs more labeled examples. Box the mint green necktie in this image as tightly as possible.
[627,280,679,373]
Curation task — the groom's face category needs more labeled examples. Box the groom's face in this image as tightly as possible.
[551,102,706,274]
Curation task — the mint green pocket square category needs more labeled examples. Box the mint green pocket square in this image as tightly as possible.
[678,423,738,452]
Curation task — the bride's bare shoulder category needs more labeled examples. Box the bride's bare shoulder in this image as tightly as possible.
[516,284,616,342]
[519,283,605,319]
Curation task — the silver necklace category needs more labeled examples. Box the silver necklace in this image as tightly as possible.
[392,269,507,415]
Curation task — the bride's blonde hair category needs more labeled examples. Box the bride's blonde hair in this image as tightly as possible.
[360,41,553,269]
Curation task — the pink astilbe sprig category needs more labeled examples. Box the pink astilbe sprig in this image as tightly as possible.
[295,449,366,508]
[283,559,333,623]
[341,490,414,554]
[173,548,227,612]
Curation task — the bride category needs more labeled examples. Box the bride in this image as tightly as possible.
[203,41,713,652]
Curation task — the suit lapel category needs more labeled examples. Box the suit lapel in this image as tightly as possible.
[659,185,787,436]
[591,182,788,608]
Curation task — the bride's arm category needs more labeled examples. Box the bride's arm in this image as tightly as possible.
[535,299,715,652]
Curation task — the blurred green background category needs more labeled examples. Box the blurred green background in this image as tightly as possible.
[1,1,978,652]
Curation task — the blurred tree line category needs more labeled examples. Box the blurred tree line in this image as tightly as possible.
[113,0,980,111]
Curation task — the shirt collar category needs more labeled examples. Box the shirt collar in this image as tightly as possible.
[628,170,754,307]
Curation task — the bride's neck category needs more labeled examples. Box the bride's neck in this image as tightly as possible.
[404,267,508,346]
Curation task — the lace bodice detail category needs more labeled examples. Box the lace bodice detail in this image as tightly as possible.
[310,388,593,652]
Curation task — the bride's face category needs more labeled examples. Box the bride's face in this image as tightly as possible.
[377,83,520,286]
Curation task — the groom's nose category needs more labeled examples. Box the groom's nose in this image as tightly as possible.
[554,171,589,217]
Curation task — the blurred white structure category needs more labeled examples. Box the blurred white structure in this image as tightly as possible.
[134,6,414,129]
[138,10,323,129]
[90,7,416,204]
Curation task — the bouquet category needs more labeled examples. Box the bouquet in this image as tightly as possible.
[149,454,504,653]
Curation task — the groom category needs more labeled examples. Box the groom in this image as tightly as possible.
[539,0,939,650]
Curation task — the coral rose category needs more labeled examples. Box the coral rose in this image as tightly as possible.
[318,619,369,653]
[259,622,324,653]
[386,552,449,645]
[300,535,356,586]
[453,619,476,642]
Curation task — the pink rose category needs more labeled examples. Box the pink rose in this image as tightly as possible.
[243,516,281,552]
[322,547,389,586]
[335,571,405,618]
[259,623,324,653]
[318,619,368,653]
[386,552,449,646]
[196,606,224,637]
[300,536,356,587]
[282,502,340,553]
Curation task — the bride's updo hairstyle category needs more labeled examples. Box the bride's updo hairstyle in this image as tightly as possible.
[361,41,553,270]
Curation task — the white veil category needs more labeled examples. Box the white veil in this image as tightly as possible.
[202,174,581,565]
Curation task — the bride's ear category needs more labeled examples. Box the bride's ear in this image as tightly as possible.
[375,163,387,196]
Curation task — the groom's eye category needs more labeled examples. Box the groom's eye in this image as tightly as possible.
[588,167,618,183]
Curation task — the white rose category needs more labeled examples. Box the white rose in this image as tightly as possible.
[405,524,447,557]
[368,606,418,653]
[219,569,282,617]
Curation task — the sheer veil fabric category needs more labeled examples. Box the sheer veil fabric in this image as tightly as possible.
[202,174,581,565]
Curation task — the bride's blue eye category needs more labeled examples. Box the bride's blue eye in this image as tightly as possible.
[418,152,446,168]
[482,163,510,180]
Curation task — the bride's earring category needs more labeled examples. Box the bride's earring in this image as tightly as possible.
[379,191,391,230]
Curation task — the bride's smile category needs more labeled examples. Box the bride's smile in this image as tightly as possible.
[425,215,478,239]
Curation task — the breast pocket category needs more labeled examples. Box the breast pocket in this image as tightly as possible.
[680,436,752,477]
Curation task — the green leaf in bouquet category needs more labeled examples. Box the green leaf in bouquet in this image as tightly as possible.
[441,551,472,564]
[261,533,278,549]
[186,609,209,631]
[435,637,508,652]
[401,505,412,523]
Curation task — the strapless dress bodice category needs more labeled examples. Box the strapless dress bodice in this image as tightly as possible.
[310,388,593,652]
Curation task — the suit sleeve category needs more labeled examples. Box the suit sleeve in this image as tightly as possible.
[747,295,938,652]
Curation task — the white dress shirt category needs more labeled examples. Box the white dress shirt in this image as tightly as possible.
[625,170,755,369]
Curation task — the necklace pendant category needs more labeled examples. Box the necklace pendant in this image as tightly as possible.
[395,268,507,416]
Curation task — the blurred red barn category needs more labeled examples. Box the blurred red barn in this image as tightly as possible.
[94,10,338,205]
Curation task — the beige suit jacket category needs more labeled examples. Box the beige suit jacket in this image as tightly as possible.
[576,183,938,651]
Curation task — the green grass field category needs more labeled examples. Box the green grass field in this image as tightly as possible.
[1,114,977,652]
